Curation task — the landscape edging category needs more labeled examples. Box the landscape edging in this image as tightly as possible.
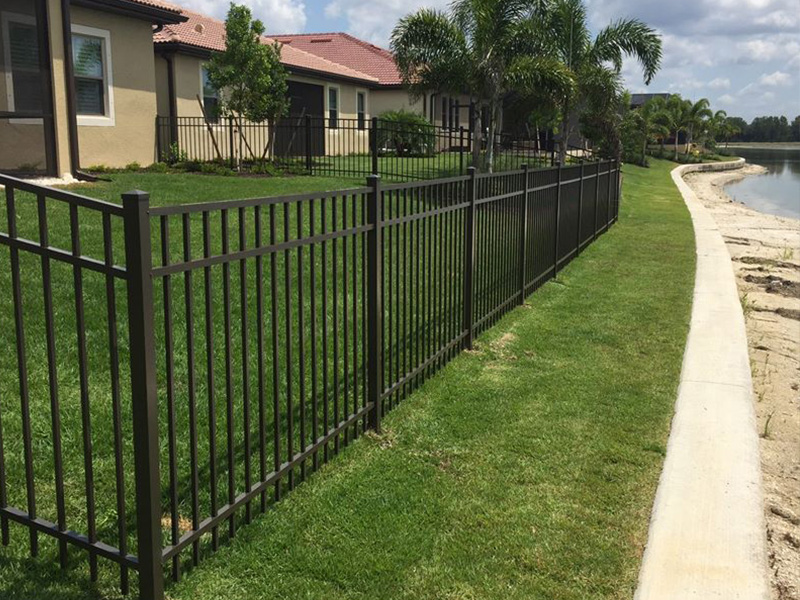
[634,158,770,600]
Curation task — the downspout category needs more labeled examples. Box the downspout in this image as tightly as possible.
[163,52,178,149]
[60,0,83,178]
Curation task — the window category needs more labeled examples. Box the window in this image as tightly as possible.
[357,91,366,130]
[201,65,219,123]
[441,96,448,130]
[71,25,114,126]
[2,13,42,114]
[328,86,338,129]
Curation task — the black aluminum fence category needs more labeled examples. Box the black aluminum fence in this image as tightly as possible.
[0,159,619,599]
[157,115,595,182]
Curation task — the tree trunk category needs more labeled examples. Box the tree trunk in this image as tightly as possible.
[486,100,497,173]
[471,103,482,171]
[558,100,572,165]
[674,130,679,160]
[642,136,647,165]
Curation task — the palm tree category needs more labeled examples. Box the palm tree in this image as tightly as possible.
[721,118,741,149]
[390,0,571,171]
[543,0,662,161]
[633,96,669,164]
[659,95,690,160]
[684,98,712,152]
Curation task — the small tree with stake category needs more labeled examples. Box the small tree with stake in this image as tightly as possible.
[206,3,288,169]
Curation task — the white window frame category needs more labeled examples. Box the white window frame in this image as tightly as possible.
[2,11,42,125]
[326,84,340,131]
[355,88,368,130]
[71,24,115,127]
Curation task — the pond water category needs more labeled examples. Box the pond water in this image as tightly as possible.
[724,147,800,220]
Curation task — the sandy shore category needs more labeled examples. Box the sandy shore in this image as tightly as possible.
[684,165,800,600]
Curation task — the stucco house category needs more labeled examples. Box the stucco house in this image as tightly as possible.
[1,0,186,177]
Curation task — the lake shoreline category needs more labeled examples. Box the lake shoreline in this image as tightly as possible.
[683,166,800,600]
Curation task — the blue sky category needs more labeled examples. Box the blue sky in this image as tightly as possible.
[181,0,800,121]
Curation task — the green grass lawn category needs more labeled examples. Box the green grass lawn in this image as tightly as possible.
[62,172,364,205]
[0,159,694,599]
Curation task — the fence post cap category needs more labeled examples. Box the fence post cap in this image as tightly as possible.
[121,190,150,203]
[467,166,477,175]
[367,174,380,185]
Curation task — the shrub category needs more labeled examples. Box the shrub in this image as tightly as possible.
[377,110,435,157]
[147,162,169,173]
[86,164,114,173]
[200,162,235,176]
[125,161,141,172]
[161,142,188,164]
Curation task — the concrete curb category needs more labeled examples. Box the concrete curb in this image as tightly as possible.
[634,159,770,600]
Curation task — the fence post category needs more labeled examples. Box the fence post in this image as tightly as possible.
[122,191,164,600]
[305,115,312,175]
[615,159,621,222]
[553,161,562,279]
[462,167,477,349]
[366,175,383,433]
[519,164,529,303]
[606,160,613,229]
[459,127,465,175]
[593,160,602,240]
[370,117,379,176]
[576,161,584,254]
[228,117,235,169]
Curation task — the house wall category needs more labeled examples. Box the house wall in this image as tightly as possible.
[156,51,382,160]
[70,6,158,168]
[370,89,423,117]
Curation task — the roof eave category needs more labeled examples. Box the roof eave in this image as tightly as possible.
[73,0,187,25]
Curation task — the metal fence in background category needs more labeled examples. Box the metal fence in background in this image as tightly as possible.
[0,158,619,599]
[156,115,596,182]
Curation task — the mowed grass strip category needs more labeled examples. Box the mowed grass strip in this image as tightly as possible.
[0,159,693,598]
[158,158,693,600]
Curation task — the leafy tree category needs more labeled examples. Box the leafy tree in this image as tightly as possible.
[724,116,748,142]
[390,0,571,171]
[792,115,800,142]
[206,3,288,165]
[543,0,662,161]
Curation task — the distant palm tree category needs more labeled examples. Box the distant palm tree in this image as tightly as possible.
[633,96,669,164]
[390,0,571,171]
[684,98,712,152]
[658,95,691,160]
[544,0,662,161]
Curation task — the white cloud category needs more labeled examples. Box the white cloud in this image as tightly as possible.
[179,0,307,33]
[708,77,731,89]
[717,94,736,105]
[758,70,791,86]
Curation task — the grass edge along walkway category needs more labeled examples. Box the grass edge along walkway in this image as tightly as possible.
[0,159,695,599]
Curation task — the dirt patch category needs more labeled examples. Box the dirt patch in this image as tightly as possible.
[744,274,800,298]
[737,256,800,272]
[685,166,800,600]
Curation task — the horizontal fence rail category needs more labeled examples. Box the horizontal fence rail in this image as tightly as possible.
[0,159,620,598]
[157,115,597,182]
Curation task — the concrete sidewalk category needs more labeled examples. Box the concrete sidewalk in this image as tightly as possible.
[634,160,769,600]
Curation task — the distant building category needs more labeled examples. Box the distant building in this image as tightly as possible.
[630,93,671,109]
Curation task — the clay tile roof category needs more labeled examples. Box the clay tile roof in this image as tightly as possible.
[269,33,402,86]
[154,10,379,84]
[128,0,183,13]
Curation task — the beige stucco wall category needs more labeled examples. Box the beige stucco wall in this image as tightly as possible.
[370,89,423,117]
[157,53,384,159]
[70,6,158,168]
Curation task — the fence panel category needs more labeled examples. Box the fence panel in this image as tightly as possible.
[0,159,620,598]
[158,116,599,182]
[0,174,134,593]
